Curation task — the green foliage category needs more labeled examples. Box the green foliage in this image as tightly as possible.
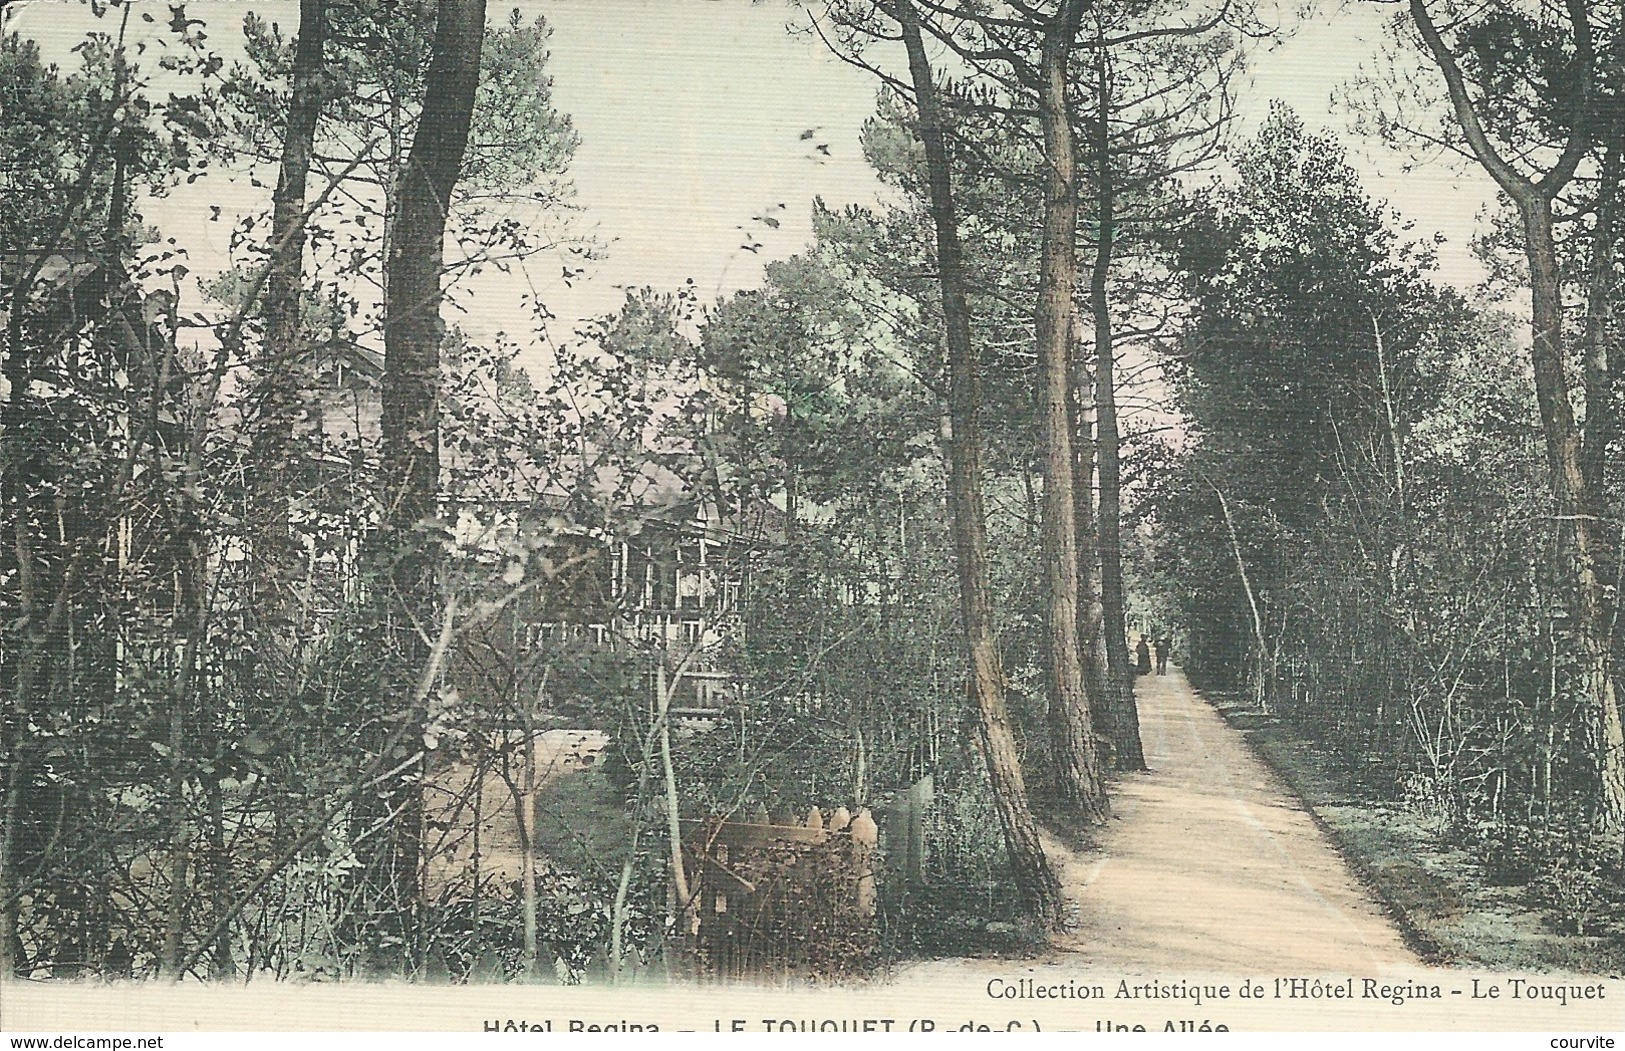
[1454,6,1589,155]
[1171,105,1458,517]
[879,773,1041,959]
[1155,105,1616,917]
[18,0,1619,985]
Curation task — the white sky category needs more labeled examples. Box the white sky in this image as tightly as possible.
[7,0,1498,336]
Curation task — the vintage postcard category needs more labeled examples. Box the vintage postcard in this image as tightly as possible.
[0,0,1621,1036]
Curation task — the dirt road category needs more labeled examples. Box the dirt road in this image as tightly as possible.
[912,670,1421,977]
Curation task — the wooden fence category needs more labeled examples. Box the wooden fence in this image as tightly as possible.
[680,806,878,980]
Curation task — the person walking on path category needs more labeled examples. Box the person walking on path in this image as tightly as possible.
[1135,635,1152,676]
[1154,635,1171,675]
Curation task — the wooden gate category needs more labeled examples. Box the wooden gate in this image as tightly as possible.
[681,807,878,980]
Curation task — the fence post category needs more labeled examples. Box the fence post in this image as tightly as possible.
[906,774,933,883]
[850,808,878,918]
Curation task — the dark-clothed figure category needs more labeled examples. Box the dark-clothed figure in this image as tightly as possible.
[1154,636,1171,675]
[1135,635,1152,676]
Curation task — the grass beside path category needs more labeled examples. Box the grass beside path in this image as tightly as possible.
[1204,690,1625,975]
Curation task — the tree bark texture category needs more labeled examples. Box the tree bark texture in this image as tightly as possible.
[1070,358,1115,753]
[1522,198,1625,838]
[894,0,1062,926]
[1583,137,1617,500]
[249,0,327,694]
[1087,42,1146,770]
[1212,482,1272,709]
[367,0,488,968]
[1035,0,1108,818]
[1411,0,1625,838]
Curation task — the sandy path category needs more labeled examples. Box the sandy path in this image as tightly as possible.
[910,670,1420,978]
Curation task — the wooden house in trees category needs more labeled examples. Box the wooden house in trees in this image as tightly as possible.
[233,312,769,722]
[0,247,195,652]
[449,494,769,721]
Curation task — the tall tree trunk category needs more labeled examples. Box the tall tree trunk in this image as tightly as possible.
[1087,42,1146,771]
[1583,116,1619,615]
[1212,482,1272,709]
[1583,142,1617,498]
[1409,0,1624,838]
[1523,199,1625,837]
[1035,0,1108,818]
[0,519,55,979]
[161,521,210,979]
[893,0,1061,926]
[1583,8,1624,504]
[0,745,19,977]
[1072,356,1114,747]
[367,0,488,971]
[204,777,234,977]
[249,0,327,682]
[656,660,695,938]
